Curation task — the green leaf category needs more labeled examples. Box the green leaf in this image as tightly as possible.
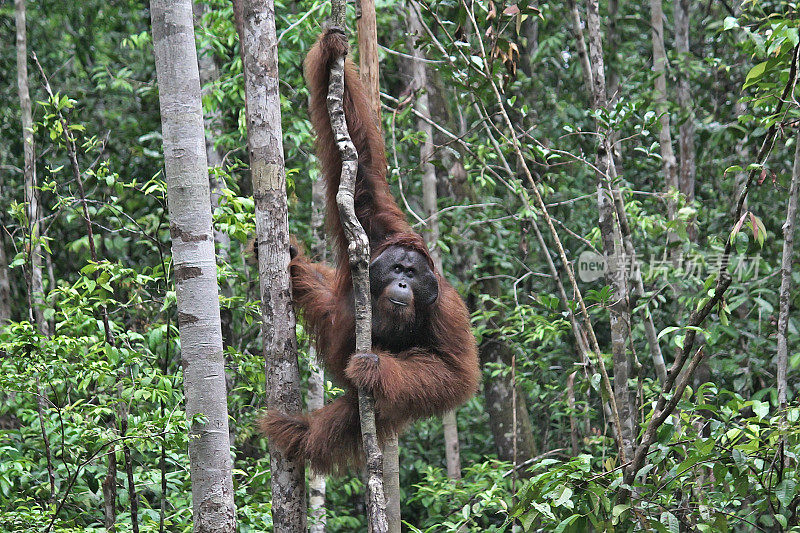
[660,511,679,533]
[552,485,573,508]
[658,326,680,340]
[612,504,630,518]
[553,514,580,533]
[743,61,767,89]
[723,16,739,30]
[776,479,796,508]
[751,400,769,420]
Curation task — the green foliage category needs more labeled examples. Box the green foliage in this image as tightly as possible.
[513,386,800,532]
[2,0,800,530]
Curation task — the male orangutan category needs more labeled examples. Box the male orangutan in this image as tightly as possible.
[260,28,480,475]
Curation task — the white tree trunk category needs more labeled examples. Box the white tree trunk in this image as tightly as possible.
[308,177,327,533]
[586,0,634,462]
[778,132,800,419]
[674,0,695,240]
[650,0,679,224]
[405,1,463,481]
[233,0,307,529]
[16,0,47,335]
[0,233,10,324]
[150,1,236,530]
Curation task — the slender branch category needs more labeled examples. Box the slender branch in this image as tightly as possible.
[326,7,388,530]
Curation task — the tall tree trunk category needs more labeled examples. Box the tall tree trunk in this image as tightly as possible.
[18,0,58,512]
[650,0,679,226]
[571,0,666,388]
[16,0,47,335]
[480,337,538,465]
[308,176,327,533]
[674,0,695,240]
[102,449,117,532]
[328,5,388,532]
[354,4,396,530]
[233,0,307,530]
[778,131,800,444]
[193,0,234,346]
[585,0,634,461]
[118,387,139,533]
[566,0,592,97]
[150,1,236,530]
[607,0,619,104]
[357,0,380,119]
[0,232,10,324]
[405,0,463,481]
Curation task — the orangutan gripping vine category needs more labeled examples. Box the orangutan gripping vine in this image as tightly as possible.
[259,28,480,475]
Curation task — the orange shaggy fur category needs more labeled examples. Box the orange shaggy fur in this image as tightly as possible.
[259,28,480,475]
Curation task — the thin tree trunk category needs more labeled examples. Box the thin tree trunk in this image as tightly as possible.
[353,4,394,530]
[778,131,800,441]
[307,343,327,533]
[566,372,580,455]
[102,449,117,532]
[118,390,139,533]
[150,1,236,530]
[18,0,57,509]
[16,0,47,336]
[308,175,327,533]
[650,0,679,225]
[568,0,666,387]
[585,0,634,461]
[381,436,401,533]
[0,233,10,324]
[480,337,538,464]
[607,0,619,104]
[566,0,592,97]
[405,0,463,482]
[233,0,307,529]
[356,0,380,119]
[193,0,234,346]
[674,0,696,240]
[329,5,388,532]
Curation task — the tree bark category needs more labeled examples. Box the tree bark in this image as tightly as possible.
[405,0,463,482]
[381,435,401,533]
[352,4,394,531]
[585,0,634,461]
[356,0,380,119]
[329,5,388,532]
[102,448,117,532]
[0,233,10,324]
[778,132,800,430]
[607,0,619,104]
[16,0,47,335]
[308,176,327,533]
[674,0,696,240]
[650,0,679,225]
[567,0,666,385]
[118,389,139,533]
[565,0,592,97]
[193,0,234,346]
[18,0,58,511]
[480,337,538,465]
[150,1,236,530]
[233,0,308,530]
